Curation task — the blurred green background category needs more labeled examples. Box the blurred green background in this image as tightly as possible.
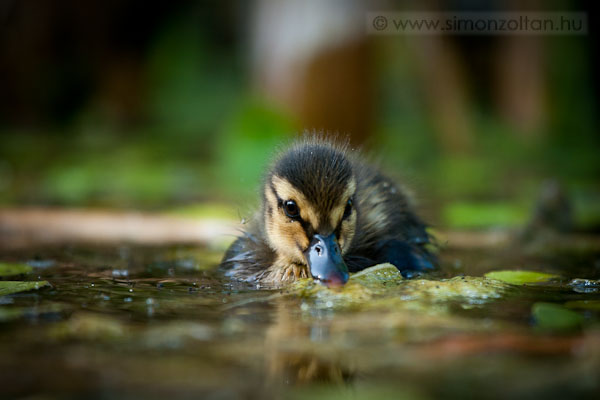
[0,1,598,230]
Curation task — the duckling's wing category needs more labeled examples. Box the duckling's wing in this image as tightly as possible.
[220,234,275,283]
[374,239,436,278]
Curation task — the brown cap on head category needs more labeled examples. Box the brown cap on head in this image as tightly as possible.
[270,142,354,225]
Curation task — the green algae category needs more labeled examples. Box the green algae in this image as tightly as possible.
[290,264,507,312]
[0,281,50,296]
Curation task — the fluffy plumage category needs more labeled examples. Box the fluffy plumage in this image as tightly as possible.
[221,137,436,286]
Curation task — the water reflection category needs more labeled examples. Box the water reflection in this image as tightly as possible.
[264,300,354,389]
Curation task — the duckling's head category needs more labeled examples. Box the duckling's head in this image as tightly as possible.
[262,141,356,287]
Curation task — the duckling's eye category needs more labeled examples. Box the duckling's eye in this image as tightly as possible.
[343,198,353,220]
[283,200,300,219]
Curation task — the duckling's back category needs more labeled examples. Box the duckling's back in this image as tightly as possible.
[345,162,436,276]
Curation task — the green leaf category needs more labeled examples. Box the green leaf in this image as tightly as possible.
[164,202,237,220]
[350,263,403,283]
[443,202,527,229]
[532,302,584,332]
[485,270,559,285]
[0,262,33,277]
[0,281,50,296]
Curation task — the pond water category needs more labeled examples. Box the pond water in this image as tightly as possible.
[1,239,600,399]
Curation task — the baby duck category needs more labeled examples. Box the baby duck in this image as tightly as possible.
[221,137,435,288]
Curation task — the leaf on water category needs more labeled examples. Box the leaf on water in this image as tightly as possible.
[484,270,559,285]
[532,302,584,332]
[0,262,33,277]
[0,281,50,296]
[350,263,403,284]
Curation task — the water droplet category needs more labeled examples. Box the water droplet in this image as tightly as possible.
[112,269,129,278]
[569,279,600,293]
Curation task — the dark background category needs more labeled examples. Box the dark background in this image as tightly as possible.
[0,0,598,230]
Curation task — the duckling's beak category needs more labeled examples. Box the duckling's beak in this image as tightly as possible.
[304,234,349,288]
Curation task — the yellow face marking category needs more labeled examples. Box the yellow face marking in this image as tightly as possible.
[264,176,314,264]
[264,175,358,266]
[328,178,356,228]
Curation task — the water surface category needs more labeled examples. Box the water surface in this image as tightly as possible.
[1,240,600,399]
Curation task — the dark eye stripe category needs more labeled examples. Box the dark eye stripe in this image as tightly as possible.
[269,183,280,204]
[342,197,354,220]
[300,220,314,241]
[269,181,314,247]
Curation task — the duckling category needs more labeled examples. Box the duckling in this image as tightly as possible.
[221,137,436,288]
